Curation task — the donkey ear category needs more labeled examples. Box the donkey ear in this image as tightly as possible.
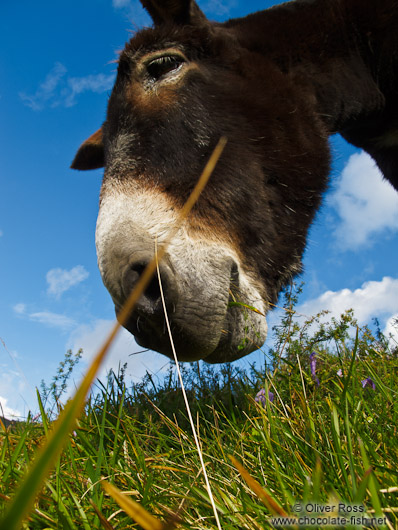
[140,0,208,27]
[71,128,104,170]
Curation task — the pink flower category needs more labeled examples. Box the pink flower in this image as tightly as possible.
[361,377,376,390]
[255,388,274,406]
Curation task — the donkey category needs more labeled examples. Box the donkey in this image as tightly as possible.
[72,0,398,363]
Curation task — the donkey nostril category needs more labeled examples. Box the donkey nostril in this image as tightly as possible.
[145,275,162,303]
[121,258,177,316]
[122,261,159,299]
[122,266,140,294]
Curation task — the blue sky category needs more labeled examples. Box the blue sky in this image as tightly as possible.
[1,0,397,419]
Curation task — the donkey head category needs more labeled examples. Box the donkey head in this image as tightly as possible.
[72,0,397,362]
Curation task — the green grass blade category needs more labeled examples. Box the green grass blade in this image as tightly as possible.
[330,402,350,490]
[340,328,359,405]
[343,397,357,498]
[358,438,383,518]
[0,392,86,529]
[0,327,116,530]
[36,388,49,436]
[1,423,30,485]
[353,468,372,505]
[46,480,78,530]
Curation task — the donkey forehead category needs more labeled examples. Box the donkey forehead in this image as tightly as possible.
[110,36,295,127]
[119,23,241,69]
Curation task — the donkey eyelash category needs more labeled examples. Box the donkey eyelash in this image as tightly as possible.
[145,55,185,80]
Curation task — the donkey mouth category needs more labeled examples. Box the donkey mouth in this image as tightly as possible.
[116,282,267,363]
[105,242,267,362]
[121,305,266,363]
[119,309,224,362]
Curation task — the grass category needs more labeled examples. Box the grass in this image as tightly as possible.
[1,285,398,529]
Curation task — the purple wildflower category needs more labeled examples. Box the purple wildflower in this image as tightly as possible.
[255,388,274,406]
[310,351,320,386]
[361,377,376,390]
[337,369,343,377]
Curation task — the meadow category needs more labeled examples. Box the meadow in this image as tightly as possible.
[1,283,397,529]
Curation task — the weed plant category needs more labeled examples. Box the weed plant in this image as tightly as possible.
[1,285,398,529]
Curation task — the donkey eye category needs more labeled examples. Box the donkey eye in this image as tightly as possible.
[146,55,184,81]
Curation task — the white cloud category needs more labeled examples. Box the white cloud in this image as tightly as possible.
[202,0,237,16]
[0,361,28,420]
[329,151,398,250]
[0,340,43,419]
[112,0,151,26]
[62,73,115,107]
[298,276,398,325]
[29,311,76,330]
[113,0,130,7]
[0,395,22,420]
[13,303,27,315]
[46,265,89,298]
[384,313,398,346]
[69,319,169,383]
[13,302,76,330]
[20,63,115,111]
[19,62,67,111]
